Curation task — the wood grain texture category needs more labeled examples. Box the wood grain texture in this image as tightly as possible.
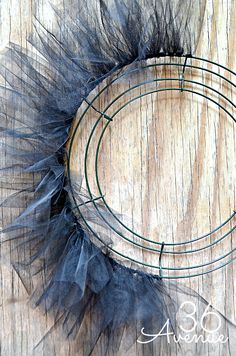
[0,1,236,355]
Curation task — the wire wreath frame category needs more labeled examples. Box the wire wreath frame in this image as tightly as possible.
[67,55,236,279]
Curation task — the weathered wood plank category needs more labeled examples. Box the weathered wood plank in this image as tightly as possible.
[0,1,236,355]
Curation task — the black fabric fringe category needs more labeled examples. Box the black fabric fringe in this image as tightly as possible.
[0,0,215,354]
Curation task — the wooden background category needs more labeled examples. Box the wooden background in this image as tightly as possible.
[0,0,236,355]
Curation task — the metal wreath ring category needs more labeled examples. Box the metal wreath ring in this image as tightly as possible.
[67,55,236,279]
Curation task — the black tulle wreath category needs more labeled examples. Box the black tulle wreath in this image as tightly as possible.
[1,0,229,354]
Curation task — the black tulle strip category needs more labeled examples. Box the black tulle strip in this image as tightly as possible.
[0,0,211,354]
